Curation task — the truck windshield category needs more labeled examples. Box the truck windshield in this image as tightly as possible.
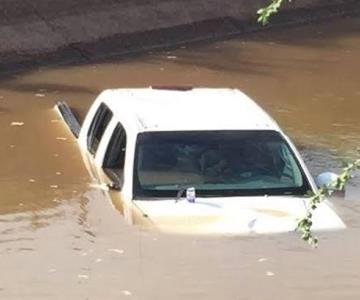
[133,131,311,198]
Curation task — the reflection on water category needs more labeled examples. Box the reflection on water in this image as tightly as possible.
[0,16,359,299]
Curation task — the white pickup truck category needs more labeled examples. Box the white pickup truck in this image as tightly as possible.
[56,87,345,234]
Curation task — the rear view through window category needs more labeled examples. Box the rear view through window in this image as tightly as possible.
[134,130,310,198]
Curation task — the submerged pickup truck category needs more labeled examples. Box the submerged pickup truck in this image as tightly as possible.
[55,87,345,234]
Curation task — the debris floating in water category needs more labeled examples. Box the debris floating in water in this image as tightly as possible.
[55,172,62,175]
[258,258,268,263]
[9,145,15,148]
[266,271,275,277]
[10,122,24,126]
[56,137,67,141]
[29,179,36,183]
[121,290,132,296]
[51,119,60,123]
[50,185,59,189]
[108,248,124,254]
[166,55,177,59]
[95,258,103,263]
[77,274,89,279]
[35,93,45,97]
[48,268,57,273]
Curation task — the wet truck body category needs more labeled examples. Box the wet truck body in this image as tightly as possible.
[55,87,345,235]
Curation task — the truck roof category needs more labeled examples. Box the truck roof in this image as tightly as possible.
[99,88,280,132]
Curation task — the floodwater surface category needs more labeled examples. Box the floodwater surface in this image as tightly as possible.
[0,16,360,300]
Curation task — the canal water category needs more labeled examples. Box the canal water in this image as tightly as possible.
[0,16,359,300]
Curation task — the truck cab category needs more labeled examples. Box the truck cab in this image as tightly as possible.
[56,87,346,234]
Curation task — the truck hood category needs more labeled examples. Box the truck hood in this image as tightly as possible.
[133,196,345,235]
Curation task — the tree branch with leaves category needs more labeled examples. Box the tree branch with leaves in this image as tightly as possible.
[297,155,360,246]
[257,0,292,24]
[257,1,359,246]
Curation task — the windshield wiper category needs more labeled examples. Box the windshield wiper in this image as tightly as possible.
[284,191,295,195]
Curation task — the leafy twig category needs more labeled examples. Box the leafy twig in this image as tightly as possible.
[297,156,360,247]
[257,0,291,25]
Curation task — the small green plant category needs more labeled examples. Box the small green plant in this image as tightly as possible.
[257,0,291,25]
[297,155,360,247]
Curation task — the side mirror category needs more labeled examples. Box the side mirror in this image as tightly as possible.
[315,172,339,190]
[315,172,346,197]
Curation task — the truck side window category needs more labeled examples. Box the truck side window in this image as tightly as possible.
[103,122,127,188]
[87,103,113,155]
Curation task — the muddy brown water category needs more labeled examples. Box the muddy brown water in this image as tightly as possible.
[0,16,360,300]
